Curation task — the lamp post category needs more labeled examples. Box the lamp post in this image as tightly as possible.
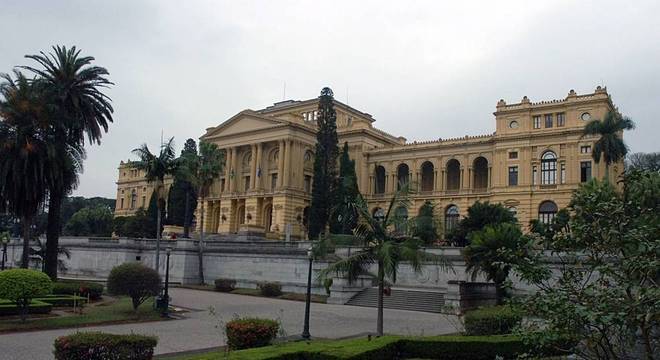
[162,247,172,317]
[302,246,313,340]
[1,232,9,271]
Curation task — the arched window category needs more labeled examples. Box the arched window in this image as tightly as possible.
[394,206,408,234]
[374,166,386,194]
[445,205,460,232]
[508,206,518,219]
[472,157,488,190]
[541,151,557,185]
[538,201,558,224]
[397,163,409,190]
[242,151,252,170]
[421,161,434,192]
[372,207,385,222]
[446,159,461,191]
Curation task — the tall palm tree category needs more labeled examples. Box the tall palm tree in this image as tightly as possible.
[319,184,451,336]
[0,71,52,268]
[132,137,177,271]
[582,111,635,180]
[178,142,223,284]
[21,45,114,280]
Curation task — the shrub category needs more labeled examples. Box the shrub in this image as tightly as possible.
[214,278,236,292]
[36,295,87,307]
[107,262,161,311]
[53,332,158,360]
[0,269,52,320]
[52,281,104,300]
[258,282,282,297]
[464,306,522,336]
[225,317,279,350]
[0,299,52,316]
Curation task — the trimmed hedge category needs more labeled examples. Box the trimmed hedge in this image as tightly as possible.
[53,332,158,360]
[36,295,87,307]
[226,317,279,350]
[258,282,282,297]
[53,281,104,300]
[214,278,236,292]
[0,299,52,316]
[206,334,568,360]
[464,305,522,336]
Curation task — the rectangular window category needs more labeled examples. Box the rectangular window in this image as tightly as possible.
[544,114,553,128]
[304,175,312,193]
[508,166,518,186]
[561,162,566,184]
[580,145,591,154]
[120,198,124,209]
[557,113,565,127]
[271,174,278,190]
[244,176,250,191]
[532,166,538,185]
[142,196,146,207]
[533,116,541,129]
[581,161,592,182]
[508,151,518,159]
[220,179,226,192]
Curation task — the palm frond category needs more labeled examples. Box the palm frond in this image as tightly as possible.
[318,249,376,284]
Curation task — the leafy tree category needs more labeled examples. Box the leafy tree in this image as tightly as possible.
[309,87,339,239]
[529,208,570,246]
[64,205,114,237]
[107,262,161,311]
[513,171,660,359]
[0,71,51,268]
[448,201,516,246]
[131,137,177,271]
[330,142,360,235]
[319,184,451,336]
[0,269,52,321]
[60,196,115,229]
[176,141,223,284]
[21,45,114,280]
[582,110,634,180]
[114,208,152,238]
[464,223,524,304]
[626,151,660,172]
[413,201,439,244]
[168,138,198,237]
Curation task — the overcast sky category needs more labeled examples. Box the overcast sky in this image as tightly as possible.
[1,0,659,198]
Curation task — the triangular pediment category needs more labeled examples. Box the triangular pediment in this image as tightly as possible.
[202,111,285,139]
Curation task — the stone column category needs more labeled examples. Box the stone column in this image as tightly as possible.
[223,148,232,192]
[231,147,239,192]
[488,165,492,189]
[283,140,292,188]
[468,167,473,190]
[277,140,285,188]
[249,144,257,190]
[254,143,263,190]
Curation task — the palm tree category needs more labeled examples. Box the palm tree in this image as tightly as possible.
[21,45,114,280]
[582,111,635,180]
[132,137,177,271]
[464,223,523,304]
[319,184,451,336]
[178,142,223,284]
[0,71,51,268]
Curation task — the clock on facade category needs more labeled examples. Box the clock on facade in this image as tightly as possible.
[581,112,591,121]
[509,120,519,129]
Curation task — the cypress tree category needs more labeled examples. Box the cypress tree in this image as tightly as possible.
[330,142,360,234]
[308,87,339,239]
[414,201,438,244]
[173,138,198,237]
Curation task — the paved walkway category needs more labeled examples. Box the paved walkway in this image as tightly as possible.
[0,288,460,359]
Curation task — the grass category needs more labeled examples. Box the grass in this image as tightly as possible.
[0,297,163,333]
[175,285,328,304]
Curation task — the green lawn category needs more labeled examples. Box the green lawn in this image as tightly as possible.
[0,297,163,332]
[175,285,328,303]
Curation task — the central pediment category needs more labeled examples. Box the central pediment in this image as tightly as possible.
[202,111,286,139]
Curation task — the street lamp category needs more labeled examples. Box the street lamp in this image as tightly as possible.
[302,246,313,340]
[1,232,9,271]
[162,247,172,317]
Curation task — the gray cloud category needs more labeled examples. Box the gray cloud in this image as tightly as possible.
[1,0,658,198]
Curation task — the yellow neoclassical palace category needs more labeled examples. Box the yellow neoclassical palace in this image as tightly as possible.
[115,86,620,239]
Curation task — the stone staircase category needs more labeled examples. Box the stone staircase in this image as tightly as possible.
[346,287,445,313]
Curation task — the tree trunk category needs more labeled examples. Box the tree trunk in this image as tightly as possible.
[604,163,610,182]
[45,191,63,280]
[21,216,31,268]
[183,188,191,238]
[495,281,506,305]
[155,192,162,272]
[377,260,384,336]
[198,197,205,285]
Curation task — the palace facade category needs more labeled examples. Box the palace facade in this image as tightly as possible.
[115,86,620,240]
